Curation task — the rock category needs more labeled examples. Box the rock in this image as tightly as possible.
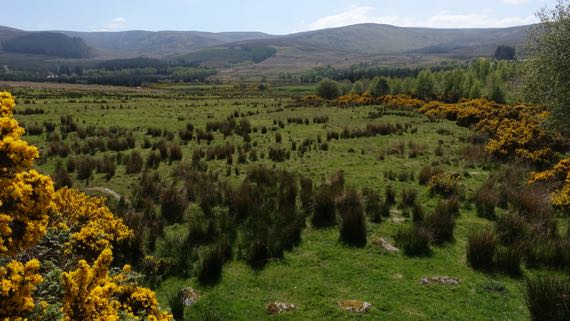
[180,288,199,307]
[338,300,372,313]
[266,302,297,315]
[373,237,399,254]
[390,216,406,224]
[419,276,461,286]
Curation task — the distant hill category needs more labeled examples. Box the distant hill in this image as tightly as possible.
[0,23,531,77]
[61,30,276,58]
[1,32,91,58]
[235,24,529,56]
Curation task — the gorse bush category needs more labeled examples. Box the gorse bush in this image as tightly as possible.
[428,172,462,197]
[0,92,172,320]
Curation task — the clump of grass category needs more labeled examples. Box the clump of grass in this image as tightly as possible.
[337,189,366,247]
[418,166,443,185]
[400,188,418,208]
[362,188,382,223]
[525,275,570,321]
[474,182,498,219]
[312,185,337,228]
[412,204,425,223]
[196,241,230,285]
[466,228,496,270]
[394,225,431,256]
[495,246,523,276]
[160,185,188,225]
[166,288,185,321]
[385,185,396,206]
[423,200,457,244]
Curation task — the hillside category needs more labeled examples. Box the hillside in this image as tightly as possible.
[257,24,529,55]
[61,30,276,58]
[1,32,92,58]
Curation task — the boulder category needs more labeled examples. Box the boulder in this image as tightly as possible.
[338,300,372,313]
[373,237,399,254]
[180,288,199,307]
[266,302,297,315]
[419,276,460,286]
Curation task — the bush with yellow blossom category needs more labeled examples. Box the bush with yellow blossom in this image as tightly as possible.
[529,158,570,214]
[0,92,172,321]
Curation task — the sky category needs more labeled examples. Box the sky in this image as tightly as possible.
[2,0,558,34]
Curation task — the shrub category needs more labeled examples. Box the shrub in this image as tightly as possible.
[169,144,183,163]
[316,79,341,100]
[495,246,522,276]
[337,189,366,247]
[268,146,290,162]
[53,161,73,189]
[362,188,382,223]
[160,185,187,225]
[496,213,528,245]
[428,172,461,197]
[312,185,337,228]
[525,276,570,321]
[166,289,185,321]
[125,151,143,174]
[412,204,425,223]
[419,166,444,185]
[76,157,95,181]
[400,188,417,208]
[196,241,229,285]
[423,202,456,244]
[394,225,431,256]
[466,228,496,270]
[300,176,314,216]
[385,185,396,206]
[474,183,498,219]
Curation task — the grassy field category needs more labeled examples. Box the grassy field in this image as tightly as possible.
[5,82,535,320]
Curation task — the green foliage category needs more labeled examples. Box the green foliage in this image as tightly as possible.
[316,79,341,100]
[337,189,367,247]
[415,70,436,99]
[2,32,91,58]
[525,275,570,321]
[494,45,516,61]
[394,225,431,256]
[467,228,497,270]
[369,76,390,97]
[521,0,570,134]
[177,45,276,66]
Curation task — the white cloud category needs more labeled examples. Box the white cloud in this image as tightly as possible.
[304,6,537,31]
[94,17,127,31]
[501,0,532,4]
[308,6,412,30]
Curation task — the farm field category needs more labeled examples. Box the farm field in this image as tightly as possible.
[6,82,549,321]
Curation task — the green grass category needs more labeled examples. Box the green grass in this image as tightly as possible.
[5,82,537,320]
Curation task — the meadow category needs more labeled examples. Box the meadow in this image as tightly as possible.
[5,81,567,321]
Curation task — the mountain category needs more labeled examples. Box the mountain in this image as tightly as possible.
[2,32,91,58]
[60,30,276,58]
[227,24,529,56]
[0,23,530,76]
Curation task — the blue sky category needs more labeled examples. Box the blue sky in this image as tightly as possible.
[3,0,557,34]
